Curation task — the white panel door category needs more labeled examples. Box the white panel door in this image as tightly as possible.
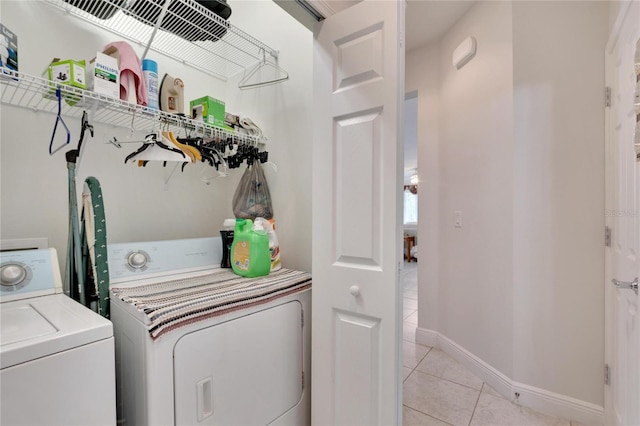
[605,2,640,425]
[312,1,405,425]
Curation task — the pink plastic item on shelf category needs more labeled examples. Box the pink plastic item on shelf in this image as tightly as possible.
[103,41,148,106]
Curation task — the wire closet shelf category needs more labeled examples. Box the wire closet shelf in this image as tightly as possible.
[0,68,266,145]
[43,0,280,81]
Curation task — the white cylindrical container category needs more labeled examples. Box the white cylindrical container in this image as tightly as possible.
[255,217,281,272]
[142,58,158,110]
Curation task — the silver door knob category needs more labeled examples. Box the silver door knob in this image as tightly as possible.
[611,277,638,295]
[349,285,360,297]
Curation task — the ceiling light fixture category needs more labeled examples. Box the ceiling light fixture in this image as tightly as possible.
[410,170,419,185]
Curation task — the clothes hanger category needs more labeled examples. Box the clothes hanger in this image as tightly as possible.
[224,140,238,157]
[166,131,200,162]
[124,133,155,164]
[125,132,187,163]
[157,131,188,157]
[199,146,230,184]
[263,161,278,172]
[111,112,152,148]
[238,50,289,90]
[178,136,215,166]
[171,125,200,170]
[162,131,195,162]
[200,145,229,170]
[70,110,94,171]
[49,87,71,155]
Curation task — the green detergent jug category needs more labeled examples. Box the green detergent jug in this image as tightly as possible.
[231,218,271,278]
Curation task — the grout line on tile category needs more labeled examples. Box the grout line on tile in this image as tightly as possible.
[402,404,454,426]
[414,370,483,393]
[404,346,433,383]
[467,382,484,426]
[417,345,432,364]
[403,309,417,320]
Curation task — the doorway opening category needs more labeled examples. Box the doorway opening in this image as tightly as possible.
[402,92,420,376]
[402,89,419,342]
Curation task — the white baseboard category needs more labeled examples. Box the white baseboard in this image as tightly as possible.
[414,327,604,425]
[512,382,605,426]
[415,327,437,347]
[436,332,513,400]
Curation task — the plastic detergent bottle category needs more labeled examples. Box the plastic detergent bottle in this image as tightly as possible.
[255,217,281,272]
[231,218,270,278]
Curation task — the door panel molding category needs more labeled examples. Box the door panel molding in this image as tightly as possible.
[334,108,382,267]
[333,310,381,424]
[334,22,384,92]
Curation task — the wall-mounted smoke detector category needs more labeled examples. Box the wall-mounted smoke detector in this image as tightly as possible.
[452,36,477,69]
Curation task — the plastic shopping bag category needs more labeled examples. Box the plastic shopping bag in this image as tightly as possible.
[232,161,273,220]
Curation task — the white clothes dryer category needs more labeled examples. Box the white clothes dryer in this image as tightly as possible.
[0,248,116,426]
[108,237,312,426]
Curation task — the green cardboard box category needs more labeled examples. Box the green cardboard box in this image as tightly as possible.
[42,58,86,106]
[190,96,231,130]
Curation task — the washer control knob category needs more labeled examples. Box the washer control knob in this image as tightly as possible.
[1,264,27,287]
[127,252,148,269]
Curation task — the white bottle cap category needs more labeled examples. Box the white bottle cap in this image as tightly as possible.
[253,222,264,231]
[255,217,271,230]
[223,219,236,227]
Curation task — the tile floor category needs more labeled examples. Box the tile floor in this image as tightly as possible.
[401,262,584,426]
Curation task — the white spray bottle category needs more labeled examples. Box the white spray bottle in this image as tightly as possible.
[254,217,281,272]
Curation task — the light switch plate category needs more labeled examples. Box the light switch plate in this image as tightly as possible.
[454,211,463,228]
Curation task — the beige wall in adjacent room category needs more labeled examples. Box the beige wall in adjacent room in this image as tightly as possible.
[408,0,608,408]
[512,0,608,405]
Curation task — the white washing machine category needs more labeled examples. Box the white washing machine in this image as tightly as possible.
[107,237,312,426]
[0,248,116,425]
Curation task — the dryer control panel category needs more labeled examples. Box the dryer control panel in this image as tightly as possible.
[108,237,223,285]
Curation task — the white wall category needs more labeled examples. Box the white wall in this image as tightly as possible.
[223,0,313,272]
[408,0,608,411]
[438,0,515,377]
[512,0,608,405]
[0,1,312,272]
